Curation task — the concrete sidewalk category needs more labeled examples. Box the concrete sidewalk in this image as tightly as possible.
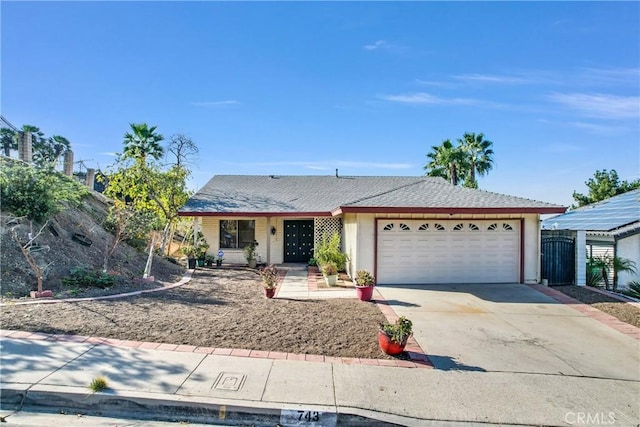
[1,334,639,427]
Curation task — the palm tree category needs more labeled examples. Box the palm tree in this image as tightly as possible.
[424,139,468,186]
[122,123,164,165]
[0,128,18,157]
[458,132,494,189]
[590,254,637,291]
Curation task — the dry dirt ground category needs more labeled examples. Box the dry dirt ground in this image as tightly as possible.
[554,285,640,328]
[0,268,396,359]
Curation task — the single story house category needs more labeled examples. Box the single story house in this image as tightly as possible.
[541,189,640,287]
[178,175,565,285]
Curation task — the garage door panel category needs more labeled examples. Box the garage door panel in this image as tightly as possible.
[377,220,519,285]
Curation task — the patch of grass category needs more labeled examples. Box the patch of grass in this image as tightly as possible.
[89,376,108,392]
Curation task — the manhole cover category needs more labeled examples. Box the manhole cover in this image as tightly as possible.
[212,372,246,391]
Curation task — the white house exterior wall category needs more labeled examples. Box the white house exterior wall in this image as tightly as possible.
[200,217,268,264]
[343,214,358,276]
[617,233,640,288]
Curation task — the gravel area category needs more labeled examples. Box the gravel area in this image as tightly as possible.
[553,285,640,328]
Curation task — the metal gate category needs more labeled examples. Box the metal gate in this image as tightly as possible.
[541,234,575,285]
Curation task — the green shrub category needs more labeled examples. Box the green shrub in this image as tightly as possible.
[315,232,348,271]
[0,159,89,222]
[62,267,116,289]
[624,281,640,299]
[89,376,108,392]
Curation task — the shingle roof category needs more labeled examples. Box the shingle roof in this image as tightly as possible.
[541,189,640,232]
[179,175,564,215]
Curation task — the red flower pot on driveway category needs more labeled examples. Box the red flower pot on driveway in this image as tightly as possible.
[265,288,276,299]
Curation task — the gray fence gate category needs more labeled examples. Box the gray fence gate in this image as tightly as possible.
[541,234,575,285]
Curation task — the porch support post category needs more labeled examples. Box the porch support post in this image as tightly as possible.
[193,217,199,247]
[266,217,271,264]
[575,230,586,286]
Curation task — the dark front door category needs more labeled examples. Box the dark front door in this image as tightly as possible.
[284,220,314,263]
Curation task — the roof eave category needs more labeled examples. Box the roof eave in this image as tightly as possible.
[177,211,333,217]
[334,206,566,215]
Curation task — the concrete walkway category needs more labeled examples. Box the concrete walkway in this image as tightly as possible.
[1,269,639,426]
[275,266,356,299]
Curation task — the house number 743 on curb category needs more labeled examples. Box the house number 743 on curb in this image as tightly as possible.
[279,409,337,426]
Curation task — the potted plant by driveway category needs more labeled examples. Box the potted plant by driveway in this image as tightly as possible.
[216,250,224,267]
[205,255,215,267]
[354,270,375,301]
[195,242,209,267]
[378,316,413,356]
[260,264,278,298]
[181,246,197,269]
[321,262,338,286]
[244,241,258,268]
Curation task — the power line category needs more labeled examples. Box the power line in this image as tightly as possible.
[0,115,19,132]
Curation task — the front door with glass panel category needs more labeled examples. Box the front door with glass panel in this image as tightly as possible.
[284,220,314,263]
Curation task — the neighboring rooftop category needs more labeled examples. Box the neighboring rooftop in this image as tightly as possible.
[542,189,640,232]
[179,175,565,216]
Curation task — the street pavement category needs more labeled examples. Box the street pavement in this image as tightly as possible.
[1,269,639,426]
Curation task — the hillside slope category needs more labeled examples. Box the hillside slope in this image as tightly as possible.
[1,191,185,299]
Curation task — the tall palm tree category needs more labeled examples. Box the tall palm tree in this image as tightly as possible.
[0,128,18,157]
[122,123,164,165]
[424,139,468,186]
[458,132,494,189]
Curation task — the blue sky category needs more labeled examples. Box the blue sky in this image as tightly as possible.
[2,1,639,207]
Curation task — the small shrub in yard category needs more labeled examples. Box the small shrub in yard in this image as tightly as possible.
[624,281,640,299]
[62,267,116,289]
[89,376,108,392]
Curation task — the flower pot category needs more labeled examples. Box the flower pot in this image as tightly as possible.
[216,260,222,267]
[197,259,205,267]
[248,259,257,268]
[265,288,276,298]
[355,285,374,301]
[324,274,338,286]
[187,258,196,269]
[377,330,408,356]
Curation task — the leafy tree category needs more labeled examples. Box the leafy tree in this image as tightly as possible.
[424,139,468,186]
[458,132,494,189]
[589,254,637,291]
[572,169,640,208]
[0,159,88,222]
[167,133,199,167]
[1,127,18,156]
[122,123,164,165]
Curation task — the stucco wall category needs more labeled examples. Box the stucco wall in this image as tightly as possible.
[200,217,268,264]
[617,233,640,288]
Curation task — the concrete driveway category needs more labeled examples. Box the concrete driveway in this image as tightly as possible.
[376,283,640,381]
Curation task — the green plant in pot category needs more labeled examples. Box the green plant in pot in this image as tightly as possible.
[260,264,278,298]
[205,254,215,267]
[321,262,338,286]
[378,316,413,356]
[354,269,375,301]
[244,241,258,268]
[181,246,197,269]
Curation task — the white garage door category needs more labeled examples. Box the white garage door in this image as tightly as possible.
[377,220,520,284]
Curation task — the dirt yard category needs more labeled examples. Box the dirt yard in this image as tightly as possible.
[0,268,396,359]
[554,285,640,328]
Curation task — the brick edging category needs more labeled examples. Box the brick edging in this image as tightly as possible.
[527,285,640,340]
[0,329,430,369]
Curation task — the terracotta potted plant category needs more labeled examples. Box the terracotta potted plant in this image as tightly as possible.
[260,264,278,298]
[354,269,375,301]
[321,262,338,286]
[378,316,413,356]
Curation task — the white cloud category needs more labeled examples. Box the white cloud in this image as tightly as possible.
[452,73,531,85]
[99,152,118,157]
[363,40,387,50]
[547,92,639,119]
[190,100,240,107]
[567,121,626,134]
[378,92,477,106]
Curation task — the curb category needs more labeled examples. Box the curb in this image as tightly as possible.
[1,385,413,427]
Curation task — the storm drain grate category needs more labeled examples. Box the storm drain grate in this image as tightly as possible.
[212,372,246,391]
